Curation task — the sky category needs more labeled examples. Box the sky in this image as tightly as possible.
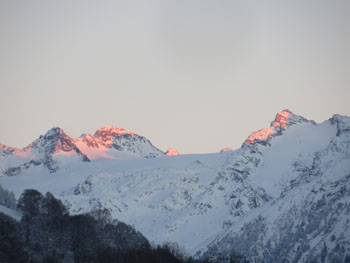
[0,0,349,154]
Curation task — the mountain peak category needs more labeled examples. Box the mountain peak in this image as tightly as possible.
[93,126,136,148]
[329,114,350,136]
[43,127,66,139]
[31,127,81,156]
[0,143,17,152]
[166,148,180,156]
[94,125,136,136]
[245,109,311,144]
[272,109,292,128]
[74,126,165,160]
[220,147,232,153]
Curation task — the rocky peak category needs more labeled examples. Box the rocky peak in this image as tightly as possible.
[69,126,165,160]
[34,127,77,154]
[19,127,90,173]
[166,148,180,156]
[282,110,314,127]
[42,127,65,139]
[112,134,165,158]
[271,109,291,128]
[26,127,88,160]
[93,126,136,148]
[0,144,18,153]
[329,114,350,136]
[245,110,313,145]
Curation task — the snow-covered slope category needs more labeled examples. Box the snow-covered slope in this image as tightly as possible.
[199,114,350,262]
[0,110,349,262]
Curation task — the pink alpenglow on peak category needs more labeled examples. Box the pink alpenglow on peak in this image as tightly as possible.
[74,135,114,160]
[245,109,292,144]
[1,125,166,164]
[93,126,136,148]
[73,126,138,160]
[94,126,136,137]
[166,148,180,156]
[51,130,77,155]
[0,144,18,152]
[75,134,100,148]
[273,109,292,129]
[0,144,29,157]
[220,147,232,153]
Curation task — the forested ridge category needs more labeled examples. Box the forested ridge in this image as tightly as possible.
[0,189,248,263]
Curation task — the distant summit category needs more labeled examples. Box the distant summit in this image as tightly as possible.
[0,125,165,174]
[32,127,84,156]
[93,126,136,148]
[0,143,18,153]
[76,125,164,160]
[220,147,232,153]
[244,109,313,144]
[166,148,180,156]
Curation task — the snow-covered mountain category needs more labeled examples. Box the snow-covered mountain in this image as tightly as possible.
[200,113,350,262]
[0,125,165,176]
[75,125,165,160]
[0,127,90,176]
[0,110,349,262]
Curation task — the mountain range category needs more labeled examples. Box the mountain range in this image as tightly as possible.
[0,125,170,176]
[0,109,349,263]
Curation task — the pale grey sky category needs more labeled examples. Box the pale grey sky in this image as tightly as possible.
[0,0,349,153]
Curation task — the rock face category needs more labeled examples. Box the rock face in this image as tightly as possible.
[16,128,90,173]
[29,127,90,172]
[93,126,136,148]
[0,145,14,158]
[0,144,18,153]
[29,127,86,156]
[244,109,314,144]
[166,148,180,156]
[112,134,164,158]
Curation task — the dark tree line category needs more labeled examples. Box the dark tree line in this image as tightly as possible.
[0,189,248,263]
[0,183,16,209]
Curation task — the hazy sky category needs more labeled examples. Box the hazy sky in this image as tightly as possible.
[1,0,349,154]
